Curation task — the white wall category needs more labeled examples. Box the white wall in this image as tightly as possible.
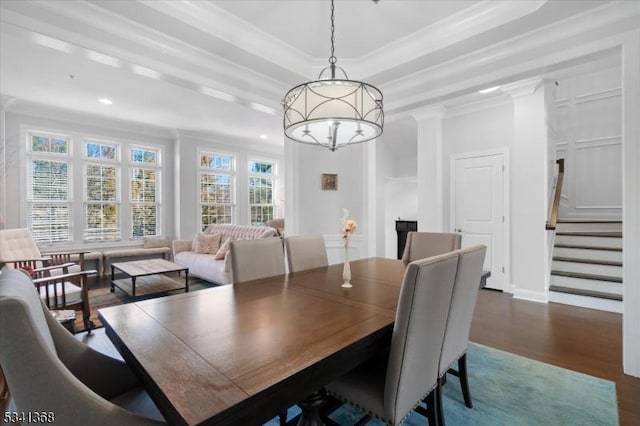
[442,100,514,231]
[2,104,175,248]
[286,141,370,264]
[376,117,418,258]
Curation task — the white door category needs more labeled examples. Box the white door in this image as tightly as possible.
[451,153,506,291]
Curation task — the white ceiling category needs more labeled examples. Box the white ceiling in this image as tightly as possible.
[0,0,636,149]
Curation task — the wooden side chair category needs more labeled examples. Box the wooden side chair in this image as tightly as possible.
[0,228,94,331]
[284,234,328,273]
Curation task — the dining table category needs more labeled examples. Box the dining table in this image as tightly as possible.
[98,257,407,426]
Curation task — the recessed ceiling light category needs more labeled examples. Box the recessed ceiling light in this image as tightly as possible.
[478,85,502,94]
[250,102,277,115]
[259,135,268,140]
[98,98,113,105]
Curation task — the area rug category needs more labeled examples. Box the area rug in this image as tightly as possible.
[267,342,618,426]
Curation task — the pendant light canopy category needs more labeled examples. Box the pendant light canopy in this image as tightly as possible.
[282,0,384,152]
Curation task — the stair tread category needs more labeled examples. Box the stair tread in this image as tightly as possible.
[549,285,623,301]
[557,220,622,223]
[550,270,622,283]
[556,231,622,237]
[552,257,623,267]
[554,244,622,252]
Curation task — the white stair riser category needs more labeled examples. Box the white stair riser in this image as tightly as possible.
[551,261,622,277]
[549,292,622,313]
[553,247,622,263]
[549,275,623,296]
[555,235,622,249]
[555,222,622,232]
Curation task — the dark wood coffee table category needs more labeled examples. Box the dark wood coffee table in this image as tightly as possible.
[110,258,189,298]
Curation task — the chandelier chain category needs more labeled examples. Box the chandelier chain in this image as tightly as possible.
[329,0,336,65]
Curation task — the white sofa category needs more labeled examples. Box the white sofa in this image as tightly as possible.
[172,224,277,285]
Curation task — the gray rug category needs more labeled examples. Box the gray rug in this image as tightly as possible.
[268,342,618,425]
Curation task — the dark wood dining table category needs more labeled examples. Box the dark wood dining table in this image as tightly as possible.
[98,257,407,426]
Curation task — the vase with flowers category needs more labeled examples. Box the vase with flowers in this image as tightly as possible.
[341,208,357,288]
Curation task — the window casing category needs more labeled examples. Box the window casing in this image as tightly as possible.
[248,159,276,225]
[26,132,73,243]
[199,152,234,230]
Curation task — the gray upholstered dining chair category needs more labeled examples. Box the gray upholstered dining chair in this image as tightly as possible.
[229,237,286,283]
[327,251,460,426]
[434,244,486,426]
[284,234,329,273]
[0,266,165,425]
[402,232,462,264]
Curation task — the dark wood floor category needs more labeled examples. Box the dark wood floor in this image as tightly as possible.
[471,289,640,426]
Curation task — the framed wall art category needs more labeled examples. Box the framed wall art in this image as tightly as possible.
[321,173,338,190]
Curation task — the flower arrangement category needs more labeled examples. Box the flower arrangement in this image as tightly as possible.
[341,208,358,245]
[340,209,357,288]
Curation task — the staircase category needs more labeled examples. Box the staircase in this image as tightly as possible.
[549,221,622,313]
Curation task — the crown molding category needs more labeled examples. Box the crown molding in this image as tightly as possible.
[5,97,174,140]
[174,129,284,156]
[356,0,547,79]
[408,105,447,121]
[502,78,544,98]
[444,95,514,119]
[140,0,312,78]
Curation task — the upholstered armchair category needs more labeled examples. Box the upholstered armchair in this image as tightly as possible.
[0,266,165,425]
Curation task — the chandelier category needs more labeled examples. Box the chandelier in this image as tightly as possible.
[282,0,384,152]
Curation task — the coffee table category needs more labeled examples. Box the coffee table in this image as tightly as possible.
[110,258,189,298]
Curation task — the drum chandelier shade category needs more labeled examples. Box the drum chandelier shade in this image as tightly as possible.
[282,0,384,152]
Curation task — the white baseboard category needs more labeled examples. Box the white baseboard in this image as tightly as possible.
[513,288,549,303]
[549,291,623,313]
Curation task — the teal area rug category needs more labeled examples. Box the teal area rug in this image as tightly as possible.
[267,342,618,426]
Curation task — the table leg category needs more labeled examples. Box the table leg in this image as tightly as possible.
[185,270,189,292]
[110,265,115,292]
[296,389,327,426]
[132,276,136,298]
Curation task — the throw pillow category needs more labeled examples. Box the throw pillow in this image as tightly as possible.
[193,232,222,254]
[214,239,231,260]
[143,236,169,248]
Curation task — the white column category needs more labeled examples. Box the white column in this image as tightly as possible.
[0,96,16,230]
[503,79,550,303]
[622,31,640,378]
[284,138,300,236]
[410,105,446,232]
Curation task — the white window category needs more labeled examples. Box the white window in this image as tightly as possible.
[199,152,234,230]
[248,159,275,225]
[130,146,160,238]
[26,132,72,243]
[84,140,120,241]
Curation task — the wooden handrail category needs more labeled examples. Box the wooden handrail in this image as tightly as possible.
[546,158,565,230]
